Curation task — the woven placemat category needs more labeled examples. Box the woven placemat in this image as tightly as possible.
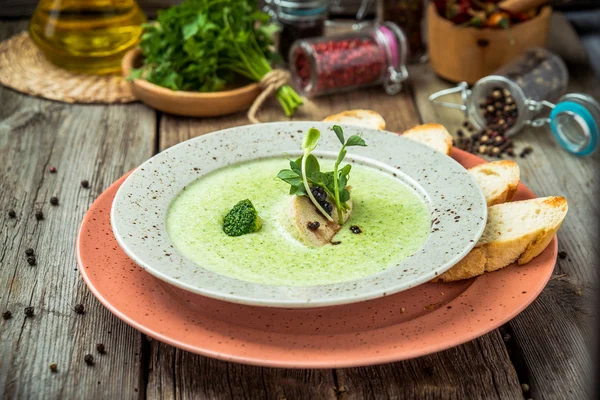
[0,32,135,104]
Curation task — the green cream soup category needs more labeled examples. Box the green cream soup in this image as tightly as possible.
[166,158,430,286]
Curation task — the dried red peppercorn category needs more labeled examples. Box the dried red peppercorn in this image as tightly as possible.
[49,166,57,173]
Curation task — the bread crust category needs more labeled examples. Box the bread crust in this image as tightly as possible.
[402,123,453,155]
[432,196,568,282]
[323,110,386,130]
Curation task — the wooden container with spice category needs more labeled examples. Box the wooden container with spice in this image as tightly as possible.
[427,3,552,84]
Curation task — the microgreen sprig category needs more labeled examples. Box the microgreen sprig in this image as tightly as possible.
[301,128,334,222]
[331,126,366,223]
[277,126,367,224]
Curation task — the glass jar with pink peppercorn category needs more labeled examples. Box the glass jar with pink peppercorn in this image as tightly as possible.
[289,22,409,97]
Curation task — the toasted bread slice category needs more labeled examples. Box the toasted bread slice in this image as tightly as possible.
[433,196,568,282]
[468,160,520,206]
[289,195,352,247]
[323,110,386,130]
[402,123,453,155]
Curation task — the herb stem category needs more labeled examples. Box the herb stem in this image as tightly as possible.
[302,151,334,222]
[333,145,345,224]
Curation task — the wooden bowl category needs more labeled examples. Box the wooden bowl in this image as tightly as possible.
[121,48,262,117]
[427,4,552,84]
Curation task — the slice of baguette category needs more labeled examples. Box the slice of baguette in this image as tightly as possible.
[402,123,453,155]
[468,160,520,206]
[322,110,386,130]
[432,196,568,282]
[289,195,352,247]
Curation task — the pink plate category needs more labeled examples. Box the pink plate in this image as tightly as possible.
[77,149,557,368]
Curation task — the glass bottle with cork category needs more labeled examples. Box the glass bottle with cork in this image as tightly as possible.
[29,0,146,75]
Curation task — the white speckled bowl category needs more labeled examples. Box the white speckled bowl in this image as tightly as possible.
[111,122,487,308]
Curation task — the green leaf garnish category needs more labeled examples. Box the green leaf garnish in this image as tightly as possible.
[333,125,345,145]
[303,128,321,152]
[345,135,367,147]
[276,126,367,224]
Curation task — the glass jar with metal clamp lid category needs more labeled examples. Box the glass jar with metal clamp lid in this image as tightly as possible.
[429,48,600,156]
[289,22,409,97]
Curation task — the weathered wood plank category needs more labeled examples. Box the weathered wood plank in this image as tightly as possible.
[336,332,522,400]
[147,342,337,400]
[408,54,599,399]
[0,21,156,400]
[152,83,522,399]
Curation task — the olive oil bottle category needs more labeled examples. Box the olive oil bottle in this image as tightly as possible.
[30,0,146,75]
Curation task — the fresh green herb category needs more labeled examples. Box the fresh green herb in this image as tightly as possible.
[277,126,367,224]
[331,125,366,224]
[223,199,262,237]
[130,0,303,116]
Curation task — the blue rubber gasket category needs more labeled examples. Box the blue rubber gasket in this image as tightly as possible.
[550,101,598,156]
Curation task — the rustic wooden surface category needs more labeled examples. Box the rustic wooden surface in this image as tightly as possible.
[1,18,597,399]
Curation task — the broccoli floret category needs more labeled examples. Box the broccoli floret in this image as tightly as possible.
[223,199,262,237]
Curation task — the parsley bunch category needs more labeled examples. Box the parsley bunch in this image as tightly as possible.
[130,0,303,116]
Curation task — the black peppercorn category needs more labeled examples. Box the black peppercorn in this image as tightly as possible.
[35,211,44,221]
[350,225,362,234]
[2,310,12,320]
[50,363,58,372]
[96,343,106,354]
[25,248,34,256]
[24,306,34,317]
[81,180,90,189]
[558,250,568,259]
[84,354,94,365]
[27,256,37,266]
[74,304,85,314]
[50,197,59,206]
[307,221,320,231]
[8,209,16,218]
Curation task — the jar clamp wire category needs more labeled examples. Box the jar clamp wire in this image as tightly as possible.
[429,48,599,156]
[289,22,409,97]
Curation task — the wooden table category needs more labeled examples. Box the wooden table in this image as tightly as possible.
[0,19,598,399]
